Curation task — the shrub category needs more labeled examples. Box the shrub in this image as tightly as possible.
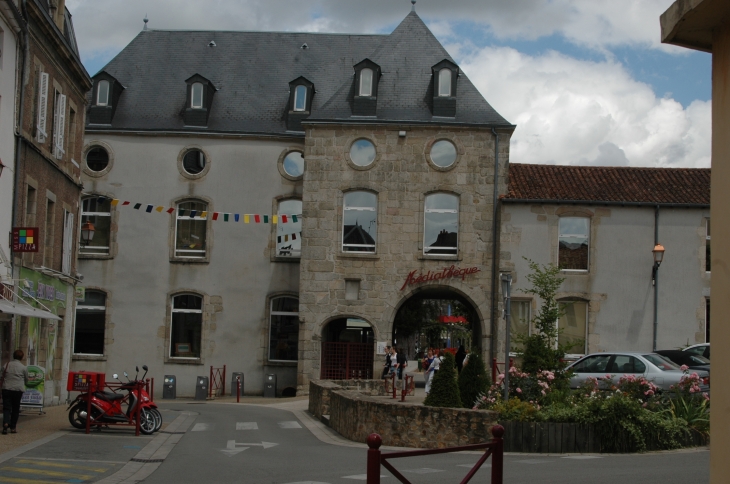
[424,352,462,408]
[458,350,491,409]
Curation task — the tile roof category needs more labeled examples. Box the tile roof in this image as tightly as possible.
[87,11,512,135]
[504,163,710,205]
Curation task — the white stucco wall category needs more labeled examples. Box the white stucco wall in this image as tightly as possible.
[75,134,303,397]
[0,13,18,280]
[501,203,710,354]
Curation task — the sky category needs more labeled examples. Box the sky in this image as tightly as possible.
[65,0,712,168]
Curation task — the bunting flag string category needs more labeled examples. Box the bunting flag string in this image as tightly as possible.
[276,232,301,243]
[96,196,302,224]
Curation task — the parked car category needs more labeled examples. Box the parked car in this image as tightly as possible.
[683,343,710,360]
[655,349,710,374]
[565,352,710,393]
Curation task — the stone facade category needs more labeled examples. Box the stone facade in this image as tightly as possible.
[298,125,513,389]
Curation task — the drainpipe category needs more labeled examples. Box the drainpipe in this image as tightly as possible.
[653,205,659,351]
[489,128,500,362]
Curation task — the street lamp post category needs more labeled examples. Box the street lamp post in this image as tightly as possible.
[500,272,512,402]
[652,244,665,351]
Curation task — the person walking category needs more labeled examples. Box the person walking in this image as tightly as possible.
[2,350,29,435]
[455,345,467,373]
[382,346,392,378]
[423,349,436,395]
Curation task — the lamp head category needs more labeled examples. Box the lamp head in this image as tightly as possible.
[500,272,512,299]
[80,220,95,246]
[652,244,665,265]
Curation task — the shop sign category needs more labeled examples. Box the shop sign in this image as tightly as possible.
[21,365,45,407]
[400,265,481,291]
[12,227,39,253]
[75,286,85,302]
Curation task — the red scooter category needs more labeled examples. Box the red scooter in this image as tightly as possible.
[68,365,159,434]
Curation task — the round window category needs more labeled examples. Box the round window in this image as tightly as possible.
[86,147,110,172]
[283,151,304,177]
[182,150,206,175]
[430,140,457,168]
[349,139,376,167]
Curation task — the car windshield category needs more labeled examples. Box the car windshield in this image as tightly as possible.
[642,354,681,371]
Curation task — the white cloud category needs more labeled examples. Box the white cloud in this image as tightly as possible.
[459,46,710,167]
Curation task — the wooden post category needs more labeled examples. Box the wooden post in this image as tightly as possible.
[366,433,382,484]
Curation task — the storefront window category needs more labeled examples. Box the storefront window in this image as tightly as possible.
[269,297,299,361]
[170,294,202,358]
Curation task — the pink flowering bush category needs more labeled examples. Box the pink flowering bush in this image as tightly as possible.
[474,367,558,410]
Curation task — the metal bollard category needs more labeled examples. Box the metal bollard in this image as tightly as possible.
[366,433,382,484]
[236,377,241,403]
[491,425,505,483]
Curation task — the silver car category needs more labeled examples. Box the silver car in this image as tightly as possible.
[566,352,710,393]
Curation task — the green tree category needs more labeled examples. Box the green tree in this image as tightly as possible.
[516,259,579,375]
[458,350,491,409]
[424,352,462,408]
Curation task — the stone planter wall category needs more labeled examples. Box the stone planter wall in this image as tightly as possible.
[309,379,393,419]
[310,380,498,448]
[500,421,709,453]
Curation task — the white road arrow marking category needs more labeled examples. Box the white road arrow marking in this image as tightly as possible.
[227,439,278,449]
[221,448,248,457]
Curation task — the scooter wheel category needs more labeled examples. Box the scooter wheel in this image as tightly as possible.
[150,408,163,432]
[139,408,156,435]
[68,403,99,430]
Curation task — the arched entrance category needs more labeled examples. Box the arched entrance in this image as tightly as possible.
[320,317,375,380]
[392,287,482,361]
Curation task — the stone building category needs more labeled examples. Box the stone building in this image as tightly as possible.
[76,8,514,396]
[500,164,710,359]
[3,0,90,405]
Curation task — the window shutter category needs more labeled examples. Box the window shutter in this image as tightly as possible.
[55,94,67,159]
[36,72,49,143]
[62,211,73,275]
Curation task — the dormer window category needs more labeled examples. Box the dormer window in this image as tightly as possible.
[286,77,314,131]
[96,80,110,106]
[183,75,216,127]
[431,60,459,117]
[191,83,204,109]
[352,59,381,117]
[88,72,125,125]
[438,69,451,97]
[293,85,307,112]
[360,68,373,96]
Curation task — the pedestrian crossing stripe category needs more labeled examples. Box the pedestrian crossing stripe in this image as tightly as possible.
[236,422,258,430]
[278,421,302,429]
[1,466,95,480]
[0,477,60,484]
[14,459,109,472]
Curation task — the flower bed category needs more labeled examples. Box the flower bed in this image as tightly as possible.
[474,366,709,453]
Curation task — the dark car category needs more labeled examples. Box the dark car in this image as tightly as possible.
[683,343,710,360]
[656,349,711,374]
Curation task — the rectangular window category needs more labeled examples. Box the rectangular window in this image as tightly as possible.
[706,218,711,272]
[61,210,73,274]
[269,297,299,361]
[175,201,207,258]
[558,300,587,355]
[170,294,202,358]
[342,191,377,253]
[25,185,37,227]
[277,200,302,257]
[74,291,106,355]
[510,300,531,353]
[43,198,55,268]
[424,193,458,255]
[293,85,307,112]
[706,299,710,343]
[558,217,589,270]
[80,197,111,256]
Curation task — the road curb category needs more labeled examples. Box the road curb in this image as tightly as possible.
[96,411,197,484]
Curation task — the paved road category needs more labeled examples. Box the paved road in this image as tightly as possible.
[0,400,709,483]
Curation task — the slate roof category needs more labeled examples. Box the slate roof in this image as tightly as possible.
[504,163,710,206]
[87,11,512,135]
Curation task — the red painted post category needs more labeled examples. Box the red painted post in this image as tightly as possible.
[150,378,154,402]
[492,358,497,382]
[236,377,241,403]
[85,378,93,435]
[222,365,226,396]
[509,357,514,369]
[490,425,505,484]
[366,433,382,484]
[392,373,397,399]
[135,381,142,436]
